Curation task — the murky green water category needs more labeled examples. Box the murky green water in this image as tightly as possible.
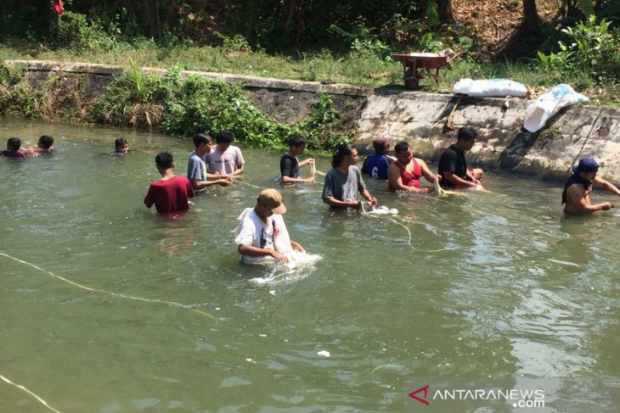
[1,119,619,413]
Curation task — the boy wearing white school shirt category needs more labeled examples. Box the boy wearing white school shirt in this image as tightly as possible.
[235,189,305,264]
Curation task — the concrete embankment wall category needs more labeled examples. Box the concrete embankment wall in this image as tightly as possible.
[6,59,620,184]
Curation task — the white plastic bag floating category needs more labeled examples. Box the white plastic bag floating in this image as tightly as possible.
[453,79,528,98]
[524,84,589,133]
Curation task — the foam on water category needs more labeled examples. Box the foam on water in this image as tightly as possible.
[249,251,323,286]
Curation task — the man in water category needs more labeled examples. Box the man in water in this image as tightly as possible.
[235,188,305,264]
[322,146,378,210]
[144,152,194,215]
[187,133,231,190]
[563,157,620,215]
[388,141,437,193]
[438,127,484,189]
[207,130,245,177]
[1,137,26,159]
[114,137,129,155]
[280,135,315,185]
[362,137,394,179]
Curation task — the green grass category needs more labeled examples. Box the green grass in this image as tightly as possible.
[0,40,618,106]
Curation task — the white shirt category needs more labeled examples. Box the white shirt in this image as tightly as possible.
[234,208,292,265]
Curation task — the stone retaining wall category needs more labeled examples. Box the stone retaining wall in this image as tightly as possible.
[6,59,620,183]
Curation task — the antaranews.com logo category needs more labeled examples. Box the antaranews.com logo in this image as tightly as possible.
[409,384,545,409]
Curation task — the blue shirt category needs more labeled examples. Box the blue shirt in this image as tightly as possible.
[362,154,390,179]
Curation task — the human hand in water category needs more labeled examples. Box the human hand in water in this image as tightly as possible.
[291,241,305,252]
[602,202,614,210]
[270,250,289,262]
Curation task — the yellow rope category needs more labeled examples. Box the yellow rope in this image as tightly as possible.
[0,373,62,413]
[0,252,215,319]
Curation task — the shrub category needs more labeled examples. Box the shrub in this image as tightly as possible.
[91,66,348,151]
[537,17,620,84]
[51,11,118,52]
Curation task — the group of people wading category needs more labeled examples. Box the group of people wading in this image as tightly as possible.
[3,126,620,264]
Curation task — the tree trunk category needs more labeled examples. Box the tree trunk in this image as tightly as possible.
[438,0,454,24]
[523,0,540,30]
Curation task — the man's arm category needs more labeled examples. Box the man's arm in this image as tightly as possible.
[282,175,314,184]
[420,159,438,185]
[233,149,245,176]
[290,240,305,252]
[299,158,315,167]
[191,178,231,189]
[323,195,360,208]
[594,177,620,196]
[144,187,154,208]
[566,185,613,213]
[238,244,288,262]
[442,171,478,188]
[281,157,313,184]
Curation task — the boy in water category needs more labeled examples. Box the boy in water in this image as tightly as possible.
[563,157,620,215]
[235,188,305,264]
[187,133,232,190]
[144,152,194,215]
[280,136,316,185]
[437,127,484,189]
[114,138,129,155]
[36,135,55,154]
[322,146,378,210]
[1,137,26,159]
[207,130,245,177]
[362,137,394,179]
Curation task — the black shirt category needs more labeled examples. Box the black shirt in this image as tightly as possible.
[280,154,300,178]
[438,144,469,188]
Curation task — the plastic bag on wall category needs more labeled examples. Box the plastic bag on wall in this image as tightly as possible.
[524,84,589,133]
[453,79,528,97]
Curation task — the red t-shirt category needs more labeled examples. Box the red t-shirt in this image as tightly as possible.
[144,176,194,214]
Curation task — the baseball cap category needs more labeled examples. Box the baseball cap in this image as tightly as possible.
[575,157,599,173]
[257,188,287,214]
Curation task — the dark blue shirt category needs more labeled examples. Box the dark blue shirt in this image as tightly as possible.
[362,154,390,180]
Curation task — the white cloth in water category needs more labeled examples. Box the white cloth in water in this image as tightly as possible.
[235,208,293,265]
[366,205,399,215]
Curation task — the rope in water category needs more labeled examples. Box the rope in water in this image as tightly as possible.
[360,202,413,248]
[0,373,62,413]
[0,252,215,319]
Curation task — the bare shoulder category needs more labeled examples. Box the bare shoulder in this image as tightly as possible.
[567,183,586,197]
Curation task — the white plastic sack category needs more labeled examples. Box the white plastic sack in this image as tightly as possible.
[524,84,589,133]
[453,78,528,97]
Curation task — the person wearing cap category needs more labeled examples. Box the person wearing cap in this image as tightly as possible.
[235,188,305,264]
[322,145,378,210]
[362,137,394,179]
[388,141,437,193]
[563,157,620,215]
[280,135,316,185]
[438,127,484,189]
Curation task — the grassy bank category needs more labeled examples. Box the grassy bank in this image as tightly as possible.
[0,60,350,152]
[1,40,618,107]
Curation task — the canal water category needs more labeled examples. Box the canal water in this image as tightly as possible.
[1,119,619,413]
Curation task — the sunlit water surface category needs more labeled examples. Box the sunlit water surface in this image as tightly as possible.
[1,119,619,413]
